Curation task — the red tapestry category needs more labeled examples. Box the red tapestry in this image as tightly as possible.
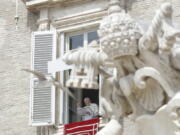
[64,118,100,135]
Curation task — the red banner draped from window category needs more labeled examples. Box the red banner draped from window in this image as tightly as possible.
[64,118,100,135]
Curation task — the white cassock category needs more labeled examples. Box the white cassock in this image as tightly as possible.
[77,103,99,121]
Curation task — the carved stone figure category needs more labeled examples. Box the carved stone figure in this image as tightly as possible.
[62,0,180,135]
[24,0,180,134]
[62,41,107,89]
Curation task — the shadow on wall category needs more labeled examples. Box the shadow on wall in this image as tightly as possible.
[27,11,39,31]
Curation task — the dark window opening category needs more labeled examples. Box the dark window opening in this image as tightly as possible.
[81,89,99,107]
[67,30,99,124]
[68,88,99,123]
[69,34,83,50]
[88,31,99,44]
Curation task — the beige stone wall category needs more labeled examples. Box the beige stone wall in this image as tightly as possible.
[48,0,180,31]
[0,0,38,134]
[128,0,180,21]
[47,0,180,22]
[49,0,108,19]
[0,0,180,135]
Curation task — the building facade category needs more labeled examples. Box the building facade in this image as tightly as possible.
[0,0,37,135]
[1,0,180,135]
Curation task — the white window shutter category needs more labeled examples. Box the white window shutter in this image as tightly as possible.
[30,31,56,126]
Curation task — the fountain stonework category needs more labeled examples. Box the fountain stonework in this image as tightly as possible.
[26,0,180,134]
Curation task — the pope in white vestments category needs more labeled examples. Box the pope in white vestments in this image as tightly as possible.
[77,97,99,121]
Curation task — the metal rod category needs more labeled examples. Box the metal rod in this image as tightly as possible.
[15,0,19,29]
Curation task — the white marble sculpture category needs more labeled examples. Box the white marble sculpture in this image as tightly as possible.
[24,0,180,134]
[62,41,107,89]
[62,0,180,135]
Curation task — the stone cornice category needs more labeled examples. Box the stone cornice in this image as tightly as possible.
[26,0,49,8]
[25,0,93,10]
[52,8,107,30]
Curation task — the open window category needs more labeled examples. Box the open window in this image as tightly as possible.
[64,29,99,123]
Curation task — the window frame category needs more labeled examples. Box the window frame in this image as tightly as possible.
[59,27,100,124]
[65,28,98,52]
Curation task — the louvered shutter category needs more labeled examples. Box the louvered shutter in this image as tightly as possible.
[30,31,56,126]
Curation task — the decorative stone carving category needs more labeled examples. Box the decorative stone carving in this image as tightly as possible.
[134,67,174,98]
[62,0,180,135]
[171,44,180,70]
[135,92,180,135]
[62,41,107,89]
[139,2,180,55]
[26,0,180,134]
[98,0,141,59]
